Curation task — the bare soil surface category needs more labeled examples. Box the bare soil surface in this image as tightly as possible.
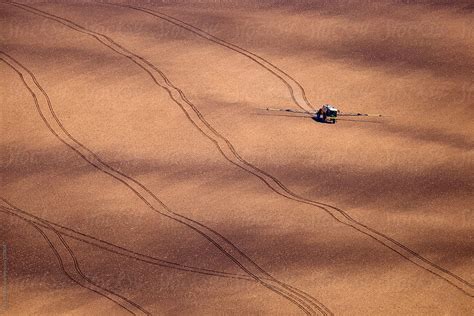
[1,1,473,315]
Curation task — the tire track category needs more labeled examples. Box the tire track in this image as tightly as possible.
[0,203,326,310]
[7,1,472,297]
[0,206,150,315]
[0,199,325,304]
[0,43,330,316]
[0,199,250,281]
[107,3,314,112]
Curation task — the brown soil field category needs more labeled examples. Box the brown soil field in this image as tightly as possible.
[1,1,473,315]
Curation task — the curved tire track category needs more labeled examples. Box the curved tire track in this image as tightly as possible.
[8,1,472,297]
[0,206,149,315]
[108,3,314,112]
[0,43,330,316]
[0,199,252,281]
[0,200,325,303]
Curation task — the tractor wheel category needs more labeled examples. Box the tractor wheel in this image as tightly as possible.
[316,110,322,122]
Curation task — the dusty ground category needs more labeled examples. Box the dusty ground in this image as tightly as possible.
[1,1,473,315]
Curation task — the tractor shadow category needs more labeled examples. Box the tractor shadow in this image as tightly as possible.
[312,117,382,124]
[312,117,331,124]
